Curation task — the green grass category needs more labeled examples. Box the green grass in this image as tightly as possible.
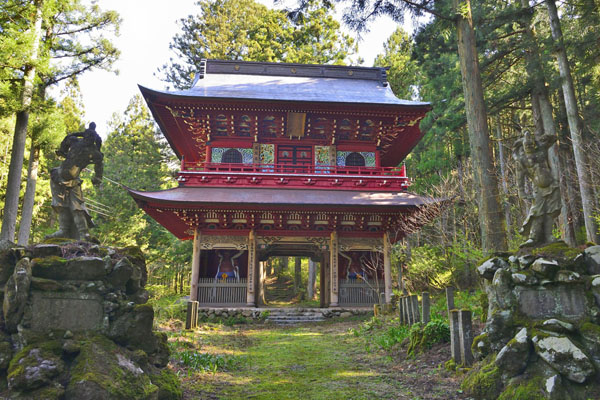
[170,322,408,399]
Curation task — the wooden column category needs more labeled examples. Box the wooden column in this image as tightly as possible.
[247,229,256,306]
[383,232,392,305]
[186,228,201,329]
[189,228,201,301]
[330,231,339,307]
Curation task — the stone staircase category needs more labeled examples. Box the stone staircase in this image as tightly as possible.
[265,308,326,325]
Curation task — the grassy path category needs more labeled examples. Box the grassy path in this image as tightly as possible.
[165,319,464,400]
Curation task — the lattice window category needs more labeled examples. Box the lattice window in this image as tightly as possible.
[345,152,366,167]
[360,119,375,141]
[214,114,229,136]
[222,149,243,163]
[260,115,283,137]
[338,119,353,140]
[237,115,252,137]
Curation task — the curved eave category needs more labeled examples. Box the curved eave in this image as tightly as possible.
[128,186,435,209]
[139,85,431,109]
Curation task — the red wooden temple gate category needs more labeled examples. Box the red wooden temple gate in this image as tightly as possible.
[128,60,439,326]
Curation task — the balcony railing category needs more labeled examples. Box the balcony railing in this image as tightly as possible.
[183,161,407,177]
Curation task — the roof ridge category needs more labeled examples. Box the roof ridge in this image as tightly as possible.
[194,59,389,85]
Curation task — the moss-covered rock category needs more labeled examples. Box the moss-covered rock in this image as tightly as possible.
[7,341,64,392]
[108,303,157,354]
[9,383,66,400]
[65,334,158,400]
[461,356,503,400]
[497,375,546,400]
[494,327,531,377]
[150,369,182,400]
[530,242,583,265]
[472,332,491,361]
[3,258,32,333]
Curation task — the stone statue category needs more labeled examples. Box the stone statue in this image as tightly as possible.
[513,130,561,247]
[47,122,104,240]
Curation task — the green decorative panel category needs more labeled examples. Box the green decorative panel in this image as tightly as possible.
[211,147,253,164]
[260,144,274,165]
[336,151,376,167]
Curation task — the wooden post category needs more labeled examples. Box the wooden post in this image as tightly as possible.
[320,254,327,308]
[422,292,431,324]
[411,294,421,323]
[186,228,201,329]
[450,310,462,364]
[404,296,412,325]
[459,310,474,366]
[446,287,455,321]
[307,259,316,300]
[399,296,405,324]
[258,261,266,306]
[247,229,256,306]
[330,231,338,307]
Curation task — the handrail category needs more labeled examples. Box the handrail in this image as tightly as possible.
[182,162,407,177]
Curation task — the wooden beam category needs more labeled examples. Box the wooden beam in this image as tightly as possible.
[330,231,339,307]
[247,229,256,306]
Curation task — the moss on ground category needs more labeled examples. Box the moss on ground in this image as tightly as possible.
[497,376,546,400]
[461,356,503,400]
[150,369,182,400]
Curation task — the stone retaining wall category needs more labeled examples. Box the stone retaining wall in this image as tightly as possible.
[0,240,181,400]
[462,243,600,400]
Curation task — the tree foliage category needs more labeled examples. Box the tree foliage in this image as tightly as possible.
[160,0,359,89]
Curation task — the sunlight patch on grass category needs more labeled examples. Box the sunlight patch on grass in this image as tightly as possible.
[333,370,379,378]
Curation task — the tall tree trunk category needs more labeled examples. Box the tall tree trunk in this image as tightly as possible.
[0,0,44,242]
[520,0,572,245]
[17,144,40,245]
[453,0,508,252]
[545,0,599,243]
[494,116,511,239]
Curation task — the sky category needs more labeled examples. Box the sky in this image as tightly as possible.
[75,0,407,137]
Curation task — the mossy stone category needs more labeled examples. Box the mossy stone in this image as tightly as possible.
[497,375,546,400]
[461,356,503,400]
[65,334,158,399]
[7,341,64,392]
[150,369,182,400]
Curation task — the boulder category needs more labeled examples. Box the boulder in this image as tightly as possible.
[555,270,581,283]
[7,343,65,392]
[511,271,538,286]
[495,328,531,377]
[486,310,514,351]
[544,374,570,400]
[539,319,575,334]
[32,256,106,281]
[3,258,32,332]
[31,277,64,292]
[106,257,133,290]
[489,268,515,310]
[530,258,559,279]
[31,244,62,259]
[477,257,509,280]
[584,245,600,275]
[108,304,157,354]
[0,242,17,285]
[65,334,158,400]
[518,254,536,269]
[532,333,595,383]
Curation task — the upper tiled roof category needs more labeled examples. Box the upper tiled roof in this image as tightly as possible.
[160,59,429,106]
